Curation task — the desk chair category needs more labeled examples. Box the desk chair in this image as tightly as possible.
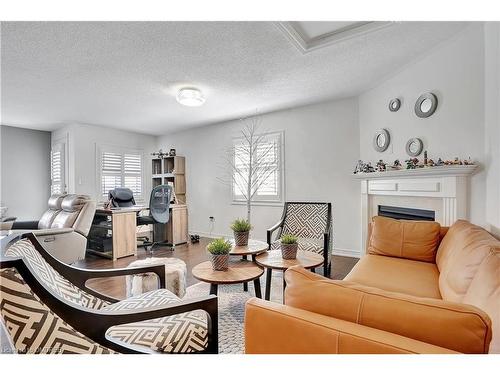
[108,188,149,245]
[139,185,173,254]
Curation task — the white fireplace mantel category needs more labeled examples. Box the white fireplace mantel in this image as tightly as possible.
[355,165,478,254]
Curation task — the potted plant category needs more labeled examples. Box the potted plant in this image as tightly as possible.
[230,218,252,246]
[207,238,232,271]
[280,234,298,260]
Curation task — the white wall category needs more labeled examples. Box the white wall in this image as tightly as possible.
[0,125,51,219]
[52,124,156,202]
[484,22,500,236]
[359,24,487,226]
[158,98,361,256]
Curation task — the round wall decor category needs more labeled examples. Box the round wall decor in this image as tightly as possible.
[373,129,391,152]
[415,92,438,118]
[405,137,424,157]
[388,98,401,112]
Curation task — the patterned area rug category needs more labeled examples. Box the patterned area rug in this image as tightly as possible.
[184,270,285,354]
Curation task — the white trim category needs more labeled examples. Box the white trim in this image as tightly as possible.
[352,165,478,180]
[332,248,361,259]
[276,21,394,54]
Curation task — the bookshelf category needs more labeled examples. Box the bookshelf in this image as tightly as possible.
[152,156,186,204]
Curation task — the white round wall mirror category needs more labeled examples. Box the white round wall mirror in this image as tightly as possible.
[405,137,424,157]
[415,93,438,118]
[373,129,391,152]
[388,98,401,112]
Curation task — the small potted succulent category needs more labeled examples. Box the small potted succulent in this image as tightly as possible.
[207,238,232,271]
[230,218,252,246]
[280,234,298,260]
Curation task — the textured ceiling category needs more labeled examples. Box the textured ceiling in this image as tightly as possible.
[1,21,469,135]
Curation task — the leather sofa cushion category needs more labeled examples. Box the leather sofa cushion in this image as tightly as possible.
[51,195,90,229]
[463,251,500,353]
[368,216,441,262]
[38,194,67,229]
[51,211,79,229]
[61,194,89,212]
[345,254,441,299]
[47,194,66,210]
[285,266,492,353]
[436,220,499,303]
[38,209,60,229]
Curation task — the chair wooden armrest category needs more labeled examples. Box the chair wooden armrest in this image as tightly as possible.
[267,213,286,247]
[16,233,166,303]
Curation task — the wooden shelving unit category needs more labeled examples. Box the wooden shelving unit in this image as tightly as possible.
[152,156,186,204]
[151,155,189,245]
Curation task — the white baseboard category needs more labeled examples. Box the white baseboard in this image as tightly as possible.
[332,248,361,258]
[191,230,361,259]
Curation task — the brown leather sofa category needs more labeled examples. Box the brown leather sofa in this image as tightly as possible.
[245,217,499,354]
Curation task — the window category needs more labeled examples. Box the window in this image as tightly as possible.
[99,146,144,202]
[232,131,284,203]
[50,142,65,194]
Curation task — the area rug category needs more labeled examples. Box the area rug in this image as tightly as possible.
[184,270,285,354]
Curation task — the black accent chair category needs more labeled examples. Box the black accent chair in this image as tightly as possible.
[267,202,332,277]
[139,185,173,253]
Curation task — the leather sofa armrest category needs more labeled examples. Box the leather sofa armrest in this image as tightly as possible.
[284,266,492,354]
[244,298,457,354]
[32,228,75,237]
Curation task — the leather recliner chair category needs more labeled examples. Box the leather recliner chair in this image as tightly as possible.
[2,194,96,264]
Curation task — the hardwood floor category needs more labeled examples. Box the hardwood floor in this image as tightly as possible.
[75,237,359,300]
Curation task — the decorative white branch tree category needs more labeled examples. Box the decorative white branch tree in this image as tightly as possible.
[217,115,279,224]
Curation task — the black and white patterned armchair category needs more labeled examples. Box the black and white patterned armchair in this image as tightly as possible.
[267,202,332,277]
[0,233,218,354]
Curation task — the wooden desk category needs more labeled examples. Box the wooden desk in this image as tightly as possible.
[87,205,188,260]
[88,207,143,261]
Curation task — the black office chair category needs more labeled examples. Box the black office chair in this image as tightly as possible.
[108,187,149,245]
[108,187,136,207]
[139,184,173,254]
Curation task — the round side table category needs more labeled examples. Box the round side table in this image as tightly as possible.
[229,239,268,292]
[255,250,323,302]
[192,260,264,297]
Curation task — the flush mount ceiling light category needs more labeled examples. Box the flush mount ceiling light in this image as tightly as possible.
[176,88,205,107]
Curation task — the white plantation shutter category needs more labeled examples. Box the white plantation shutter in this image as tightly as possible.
[100,147,144,201]
[124,154,142,196]
[233,132,283,202]
[50,143,65,194]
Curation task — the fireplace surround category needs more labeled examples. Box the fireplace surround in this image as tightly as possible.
[353,165,477,253]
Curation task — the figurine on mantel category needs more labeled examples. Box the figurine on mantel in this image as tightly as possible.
[376,159,387,172]
[389,159,403,170]
[353,160,375,174]
[405,158,420,169]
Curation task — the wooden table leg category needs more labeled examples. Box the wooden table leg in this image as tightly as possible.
[209,284,218,296]
[253,278,262,298]
[243,255,248,291]
[265,268,272,301]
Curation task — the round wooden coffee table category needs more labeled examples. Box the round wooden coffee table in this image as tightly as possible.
[192,260,264,297]
[255,250,324,301]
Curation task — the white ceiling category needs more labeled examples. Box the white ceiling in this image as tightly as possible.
[0,21,469,135]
